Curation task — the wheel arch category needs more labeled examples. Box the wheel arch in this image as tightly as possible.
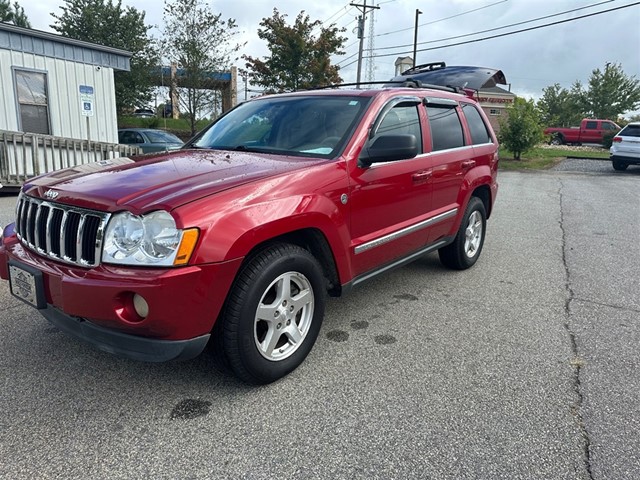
[239,228,343,297]
[460,165,495,220]
[472,184,492,219]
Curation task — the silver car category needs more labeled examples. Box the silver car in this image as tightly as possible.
[610,122,640,171]
[118,128,184,154]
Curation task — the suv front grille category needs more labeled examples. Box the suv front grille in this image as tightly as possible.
[15,194,110,267]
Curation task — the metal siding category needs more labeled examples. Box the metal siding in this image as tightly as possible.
[0,24,131,71]
[2,51,117,143]
[9,32,21,50]
[0,51,18,130]
[64,60,118,143]
[33,38,45,55]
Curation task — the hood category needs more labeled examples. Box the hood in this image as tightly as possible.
[23,149,321,213]
[389,63,507,90]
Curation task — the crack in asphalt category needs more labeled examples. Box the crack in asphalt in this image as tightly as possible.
[559,180,594,480]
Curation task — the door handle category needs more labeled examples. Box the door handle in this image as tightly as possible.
[462,160,476,170]
[412,170,432,182]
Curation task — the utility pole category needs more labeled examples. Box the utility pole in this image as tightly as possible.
[350,0,380,88]
[413,9,422,68]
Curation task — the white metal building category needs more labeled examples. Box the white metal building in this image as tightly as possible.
[0,22,131,143]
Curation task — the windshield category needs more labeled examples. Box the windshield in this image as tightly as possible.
[192,95,370,158]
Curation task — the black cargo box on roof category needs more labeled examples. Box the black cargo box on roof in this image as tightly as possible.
[390,62,507,91]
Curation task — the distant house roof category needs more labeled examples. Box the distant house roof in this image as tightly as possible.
[480,85,516,96]
[0,22,131,71]
[394,56,413,67]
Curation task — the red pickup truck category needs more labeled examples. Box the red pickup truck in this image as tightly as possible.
[0,65,501,384]
[544,118,620,145]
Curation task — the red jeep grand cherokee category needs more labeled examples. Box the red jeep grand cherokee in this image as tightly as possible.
[1,64,501,384]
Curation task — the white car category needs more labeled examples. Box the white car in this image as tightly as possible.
[610,122,640,171]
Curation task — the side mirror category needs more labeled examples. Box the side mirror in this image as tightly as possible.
[359,134,419,167]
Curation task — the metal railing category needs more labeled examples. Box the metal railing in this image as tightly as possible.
[0,130,142,190]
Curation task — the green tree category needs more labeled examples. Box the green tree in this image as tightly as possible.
[162,0,243,136]
[537,83,584,127]
[51,0,158,114]
[1,0,31,27]
[244,8,347,93]
[583,63,640,119]
[498,98,544,160]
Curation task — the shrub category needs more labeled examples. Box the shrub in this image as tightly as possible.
[498,98,544,160]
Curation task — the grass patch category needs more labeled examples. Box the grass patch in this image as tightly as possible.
[499,145,609,170]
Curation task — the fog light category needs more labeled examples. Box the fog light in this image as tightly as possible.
[133,294,149,318]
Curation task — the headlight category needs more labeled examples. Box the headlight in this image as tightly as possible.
[102,210,198,266]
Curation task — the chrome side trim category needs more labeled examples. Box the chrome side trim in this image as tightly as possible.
[354,208,458,255]
[351,239,449,288]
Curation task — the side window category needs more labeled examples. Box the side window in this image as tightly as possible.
[585,121,598,129]
[133,132,145,144]
[462,104,492,145]
[14,69,51,135]
[426,106,465,151]
[374,103,422,154]
[602,122,617,131]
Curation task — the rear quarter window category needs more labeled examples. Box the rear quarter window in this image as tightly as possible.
[462,104,493,145]
[620,125,640,137]
[426,105,465,151]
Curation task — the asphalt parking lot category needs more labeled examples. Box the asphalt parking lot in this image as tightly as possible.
[0,159,638,479]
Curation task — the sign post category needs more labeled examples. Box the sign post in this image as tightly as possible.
[79,85,95,142]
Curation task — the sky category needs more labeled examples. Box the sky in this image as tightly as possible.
[21,0,640,114]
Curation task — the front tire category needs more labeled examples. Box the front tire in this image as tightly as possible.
[219,244,326,384]
[438,197,487,270]
[549,135,564,145]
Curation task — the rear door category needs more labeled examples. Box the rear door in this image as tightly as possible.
[420,98,469,242]
[582,120,602,143]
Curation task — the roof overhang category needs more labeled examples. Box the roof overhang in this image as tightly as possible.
[0,22,132,71]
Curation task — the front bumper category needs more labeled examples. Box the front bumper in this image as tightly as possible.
[41,305,210,362]
[1,227,243,359]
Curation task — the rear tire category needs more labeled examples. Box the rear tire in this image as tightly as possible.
[438,197,486,270]
[612,159,628,171]
[218,243,326,384]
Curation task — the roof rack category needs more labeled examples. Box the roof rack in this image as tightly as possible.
[302,79,461,95]
[400,61,447,76]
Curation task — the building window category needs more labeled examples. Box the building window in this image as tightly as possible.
[14,69,51,135]
[489,108,501,116]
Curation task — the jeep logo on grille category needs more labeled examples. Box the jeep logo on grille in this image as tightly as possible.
[44,190,59,200]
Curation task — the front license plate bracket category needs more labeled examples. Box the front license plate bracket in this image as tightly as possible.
[8,260,47,309]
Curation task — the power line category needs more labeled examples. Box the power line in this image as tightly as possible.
[319,5,352,26]
[336,49,360,66]
[374,0,617,52]
[376,0,509,38]
[365,2,640,59]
